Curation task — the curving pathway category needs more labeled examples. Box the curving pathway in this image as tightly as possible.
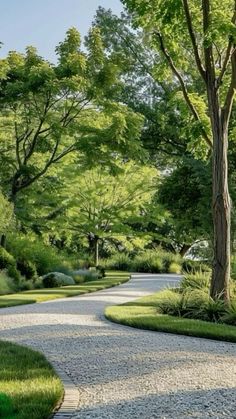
[0,274,236,419]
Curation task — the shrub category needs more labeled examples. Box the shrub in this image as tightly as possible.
[168,262,181,274]
[0,272,17,294]
[42,272,75,288]
[96,265,106,278]
[17,259,37,279]
[182,259,211,273]
[105,254,132,271]
[157,288,226,323]
[0,247,15,269]
[7,235,73,276]
[71,269,99,284]
[221,301,236,325]
[7,265,21,283]
[160,251,182,272]
[133,251,163,273]
[180,271,210,291]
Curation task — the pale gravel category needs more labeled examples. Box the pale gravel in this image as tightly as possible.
[0,274,236,419]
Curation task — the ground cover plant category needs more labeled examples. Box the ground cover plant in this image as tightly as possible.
[0,341,63,419]
[105,271,236,343]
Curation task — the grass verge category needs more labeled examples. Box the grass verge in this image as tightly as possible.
[0,271,130,309]
[105,290,236,343]
[0,341,63,419]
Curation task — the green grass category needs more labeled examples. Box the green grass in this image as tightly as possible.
[0,341,63,419]
[0,271,130,309]
[105,290,236,343]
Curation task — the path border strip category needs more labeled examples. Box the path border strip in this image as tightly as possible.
[52,362,79,419]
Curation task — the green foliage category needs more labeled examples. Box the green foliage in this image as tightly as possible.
[7,265,21,284]
[104,254,132,271]
[168,262,181,274]
[0,247,15,269]
[7,234,72,276]
[182,259,211,274]
[221,302,236,325]
[0,272,17,295]
[0,192,13,234]
[158,159,212,246]
[71,269,99,284]
[180,272,210,291]
[16,259,37,280]
[0,393,14,418]
[42,272,75,288]
[133,251,163,273]
[0,27,144,204]
[156,288,225,322]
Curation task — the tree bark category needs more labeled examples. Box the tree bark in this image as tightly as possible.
[211,122,231,301]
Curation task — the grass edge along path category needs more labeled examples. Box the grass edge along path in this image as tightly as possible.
[0,341,63,419]
[105,290,236,343]
[0,271,130,309]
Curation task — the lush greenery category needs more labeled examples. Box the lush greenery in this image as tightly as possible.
[1,3,236,324]
[0,271,130,308]
[0,341,63,419]
[106,270,236,342]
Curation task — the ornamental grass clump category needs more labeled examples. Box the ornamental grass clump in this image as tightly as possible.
[180,271,210,291]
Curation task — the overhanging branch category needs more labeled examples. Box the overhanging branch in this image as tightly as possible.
[154,31,212,149]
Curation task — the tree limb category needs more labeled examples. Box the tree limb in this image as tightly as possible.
[182,0,206,81]
[154,31,212,148]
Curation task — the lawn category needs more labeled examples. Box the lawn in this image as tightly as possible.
[0,341,63,419]
[0,271,130,309]
[105,290,236,343]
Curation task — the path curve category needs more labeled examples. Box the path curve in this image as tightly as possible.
[0,274,236,419]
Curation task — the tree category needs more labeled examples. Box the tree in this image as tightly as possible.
[94,7,205,166]
[123,0,236,300]
[158,159,212,255]
[0,27,143,205]
[20,160,158,265]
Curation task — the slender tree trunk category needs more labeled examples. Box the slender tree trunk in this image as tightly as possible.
[94,237,99,267]
[211,125,231,301]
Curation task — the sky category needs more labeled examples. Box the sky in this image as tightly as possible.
[0,0,124,61]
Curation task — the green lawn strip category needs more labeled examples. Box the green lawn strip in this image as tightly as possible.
[0,341,63,419]
[105,290,236,343]
[0,271,130,308]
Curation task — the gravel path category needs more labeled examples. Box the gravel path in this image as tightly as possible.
[0,274,236,419]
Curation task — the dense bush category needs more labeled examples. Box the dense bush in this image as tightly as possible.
[0,272,17,294]
[180,271,210,291]
[7,235,77,276]
[17,259,37,279]
[42,272,75,288]
[157,289,226,322]
[71,269,99,284]
[104,254,132,271]
[7,265,21,283]
[168,262,181,274]
[133,252,163,273]
[182,259,211,274]
[0,247,15,269]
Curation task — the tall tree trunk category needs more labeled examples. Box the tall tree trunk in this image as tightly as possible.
[211,126,231,301]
